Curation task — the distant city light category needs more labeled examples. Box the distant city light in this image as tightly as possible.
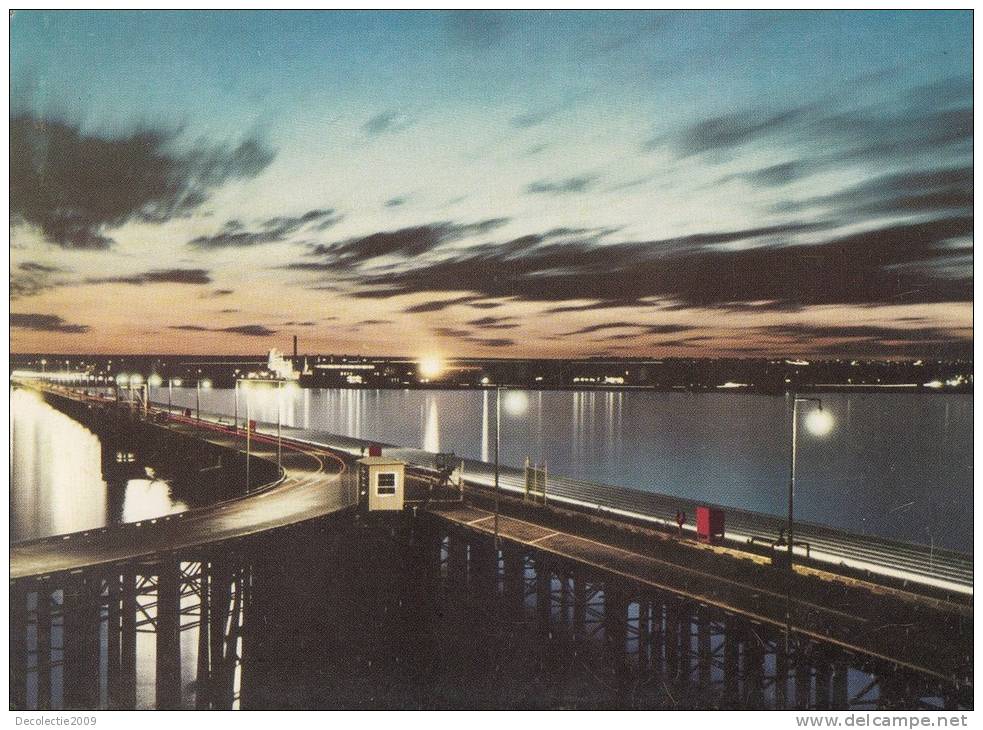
[418,356,445,379]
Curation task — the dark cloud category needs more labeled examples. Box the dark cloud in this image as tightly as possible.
[468,337,515,348]
[561,322,693,337]
[545,299,651,313]
[764,323,972,359]
[11,261,71,299]
[223,325,276,337]
[665,104,818,157]
[784,165,973,219]
[345,216,971,309]
[363,111,412,136]
[210,289,234,297]
[18,261,65,273]
[526,175,597,195]
[358,319,392,326]
[385,197,408,208]
[220,308,240,314]
[11,312,89,334]
[189,209,340,248]
[656,94,972,165]
[294,218,509,271]
[467,316,518,330]
[740,161,810,187]
[169,323,277,337]
[87,268,212,286]
[764,323,970,344]
[283,320,316,326]
[10,114,275,249]
[433,326,514,349]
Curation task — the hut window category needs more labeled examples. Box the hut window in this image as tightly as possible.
[377,472,397,496]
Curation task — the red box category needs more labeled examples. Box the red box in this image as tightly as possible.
[696,506,725,544]
[368,444,382,457]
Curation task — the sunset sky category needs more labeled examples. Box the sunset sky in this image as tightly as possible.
[9,10,973,359]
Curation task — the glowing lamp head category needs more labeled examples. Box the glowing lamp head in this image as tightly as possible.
[148,374,163,388]
[418,356,444,379]
[130,374,144,386]
[116,374,130,386]
[172,378,182,387]
[805,408,834,437]
[502,390,529,417]
[200,379,212,390]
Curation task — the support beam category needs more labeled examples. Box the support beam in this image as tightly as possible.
[9,585,28,710]
[106,574,122,709]
[62,576,86,709]
[36,586,52,710]
[155,561,182,709]
[119,570,138,710]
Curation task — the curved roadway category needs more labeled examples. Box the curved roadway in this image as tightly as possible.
[10,401,352,581]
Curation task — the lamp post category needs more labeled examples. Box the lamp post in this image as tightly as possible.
[787,396,834,568]
[129,374,145,416]
[494,385,502,546]
[147,374,162,415]
[167,378,182,414]
[276,379,284,469]
[115,373,129,405]
[196,378,212,421]
[246,385,251,490]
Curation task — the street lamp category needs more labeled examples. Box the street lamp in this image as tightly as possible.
[491,385,530,546]
[787,396,834,568]
[236,378,289,475]
[115,373,130,404]
[167,378,182,414]
[129,374,146,415]
[196,378,212,420]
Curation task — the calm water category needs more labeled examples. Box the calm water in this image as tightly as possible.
[163,386,973,552]
[10,388,192,542]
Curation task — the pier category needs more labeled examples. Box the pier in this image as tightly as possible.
[8,382,974,707]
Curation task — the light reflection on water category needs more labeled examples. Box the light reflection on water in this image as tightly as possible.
[10,389,107,540]
[121,478,188,523]
[169,386,973,551]
[10,389,189,542]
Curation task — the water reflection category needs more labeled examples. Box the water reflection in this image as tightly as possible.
[11,390,213,542]
[10,389,107,541]
[166,387,972,551]
[120,478,188,523]
[9,516,968,710]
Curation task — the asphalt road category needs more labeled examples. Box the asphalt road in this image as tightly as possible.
[10,409,353,581]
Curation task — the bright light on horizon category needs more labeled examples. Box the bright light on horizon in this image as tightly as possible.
[418,356,445,380]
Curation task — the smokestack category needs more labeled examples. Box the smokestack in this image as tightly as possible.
[293,335,298,360]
